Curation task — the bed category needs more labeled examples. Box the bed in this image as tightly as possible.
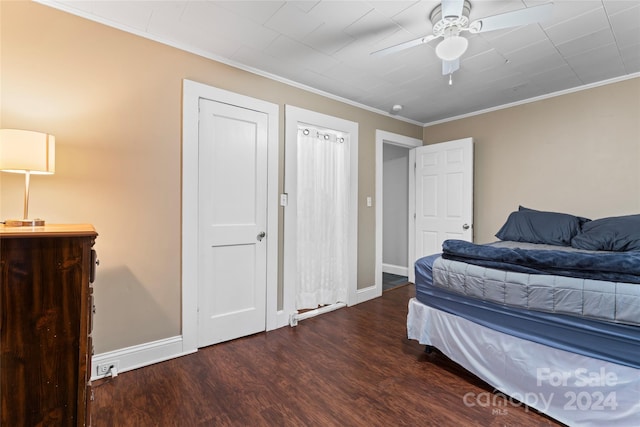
[407,208,640,426]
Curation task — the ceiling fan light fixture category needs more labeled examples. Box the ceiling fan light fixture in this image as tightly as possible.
[435,35,468,61]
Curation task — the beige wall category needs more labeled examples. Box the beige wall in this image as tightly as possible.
[424,77,640,244]
[0,2,422,353]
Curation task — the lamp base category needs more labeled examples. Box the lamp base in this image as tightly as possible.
[5,219,46,227]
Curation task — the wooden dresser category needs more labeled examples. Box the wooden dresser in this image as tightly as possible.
[0,224,98,426]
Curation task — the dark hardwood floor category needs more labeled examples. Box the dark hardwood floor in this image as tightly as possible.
[382,272,409,291]
[92,284,563,426]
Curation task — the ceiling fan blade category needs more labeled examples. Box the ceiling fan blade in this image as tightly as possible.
[469,2,553,34]
[441,0,465,19]
[370,34,438,57]
[442,58,460,75]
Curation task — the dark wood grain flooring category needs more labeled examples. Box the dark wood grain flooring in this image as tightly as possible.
[92,284,563,426]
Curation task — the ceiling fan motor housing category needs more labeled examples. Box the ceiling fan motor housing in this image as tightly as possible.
[430,0,472,37]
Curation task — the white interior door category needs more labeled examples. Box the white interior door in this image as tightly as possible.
[197,98,267,347]
[411,138,473,264]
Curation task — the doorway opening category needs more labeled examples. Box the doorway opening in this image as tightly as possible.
[382,143,411,290]
[375,131,422,291]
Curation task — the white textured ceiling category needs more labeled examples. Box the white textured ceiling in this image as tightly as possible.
[40,0,640,124]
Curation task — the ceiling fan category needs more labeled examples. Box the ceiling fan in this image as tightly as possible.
[371,0,553,79]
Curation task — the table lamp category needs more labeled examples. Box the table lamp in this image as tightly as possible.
[0,129,55,226]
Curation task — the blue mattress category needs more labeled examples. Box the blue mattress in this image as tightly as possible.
[414,254,640,369]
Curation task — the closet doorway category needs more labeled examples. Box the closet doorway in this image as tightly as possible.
[283,106,358,322]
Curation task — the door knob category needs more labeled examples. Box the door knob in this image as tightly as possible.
[462,223,470,230]
[257,231,266,241]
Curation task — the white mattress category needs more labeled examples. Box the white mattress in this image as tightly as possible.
[407,298,640,426]
[431,254,640,326]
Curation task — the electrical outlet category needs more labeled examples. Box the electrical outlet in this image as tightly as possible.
[96,360,119,377]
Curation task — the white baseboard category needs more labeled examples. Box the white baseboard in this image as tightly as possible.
[382,263,408,276]
[91,335,194,381]
[354,283,380,305]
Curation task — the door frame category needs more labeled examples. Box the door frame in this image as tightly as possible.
[375,130,422,289]
[283,105,359,315]
[182,79,279,353]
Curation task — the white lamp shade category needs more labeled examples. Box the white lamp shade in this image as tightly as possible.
[435,36,469,61]
[0,129,55,174]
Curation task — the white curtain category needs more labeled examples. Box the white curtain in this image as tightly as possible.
[296,126,350,309]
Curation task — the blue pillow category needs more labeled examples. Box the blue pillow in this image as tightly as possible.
[571,215,640,251]
[518,206,591,226]
[495,207,588,246]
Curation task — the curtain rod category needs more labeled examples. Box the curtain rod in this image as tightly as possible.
[299,127,346,143]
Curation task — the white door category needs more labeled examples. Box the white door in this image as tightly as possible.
[412,138,473,264]
[197,98,267,347]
